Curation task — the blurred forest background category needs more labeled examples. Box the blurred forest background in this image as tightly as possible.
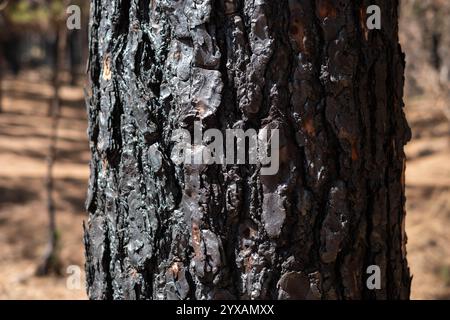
[0,0,449,299]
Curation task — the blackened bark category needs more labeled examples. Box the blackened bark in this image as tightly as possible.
[84,0,411,300]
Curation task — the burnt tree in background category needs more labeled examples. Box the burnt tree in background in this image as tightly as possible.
[84,0,411,300]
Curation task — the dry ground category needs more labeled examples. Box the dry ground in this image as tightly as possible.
[0,70,449,300]
[404,95,450,299]
[0,71,88,299]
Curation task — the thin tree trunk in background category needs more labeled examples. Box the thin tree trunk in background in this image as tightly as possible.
[37,24,67,276]
[69,31,78,86]
[0,34,4,113]
[0,60,3,113]
[85,0,411,299]
[47,21,68,116]
[69,28,85,86]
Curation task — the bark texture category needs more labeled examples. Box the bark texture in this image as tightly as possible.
[84,0,411,300]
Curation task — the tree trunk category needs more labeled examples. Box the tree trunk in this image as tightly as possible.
[0,58,3,113]
[37,23,67,276]
[84,0,411,300]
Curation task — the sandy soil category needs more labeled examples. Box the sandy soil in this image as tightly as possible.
[0,71,88,299]
[405,95,450,299]
[0,70,449,300]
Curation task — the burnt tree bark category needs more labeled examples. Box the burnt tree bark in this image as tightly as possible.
[84,0,411,300]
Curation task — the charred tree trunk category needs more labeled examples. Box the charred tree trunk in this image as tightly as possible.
[84,0,411,300]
